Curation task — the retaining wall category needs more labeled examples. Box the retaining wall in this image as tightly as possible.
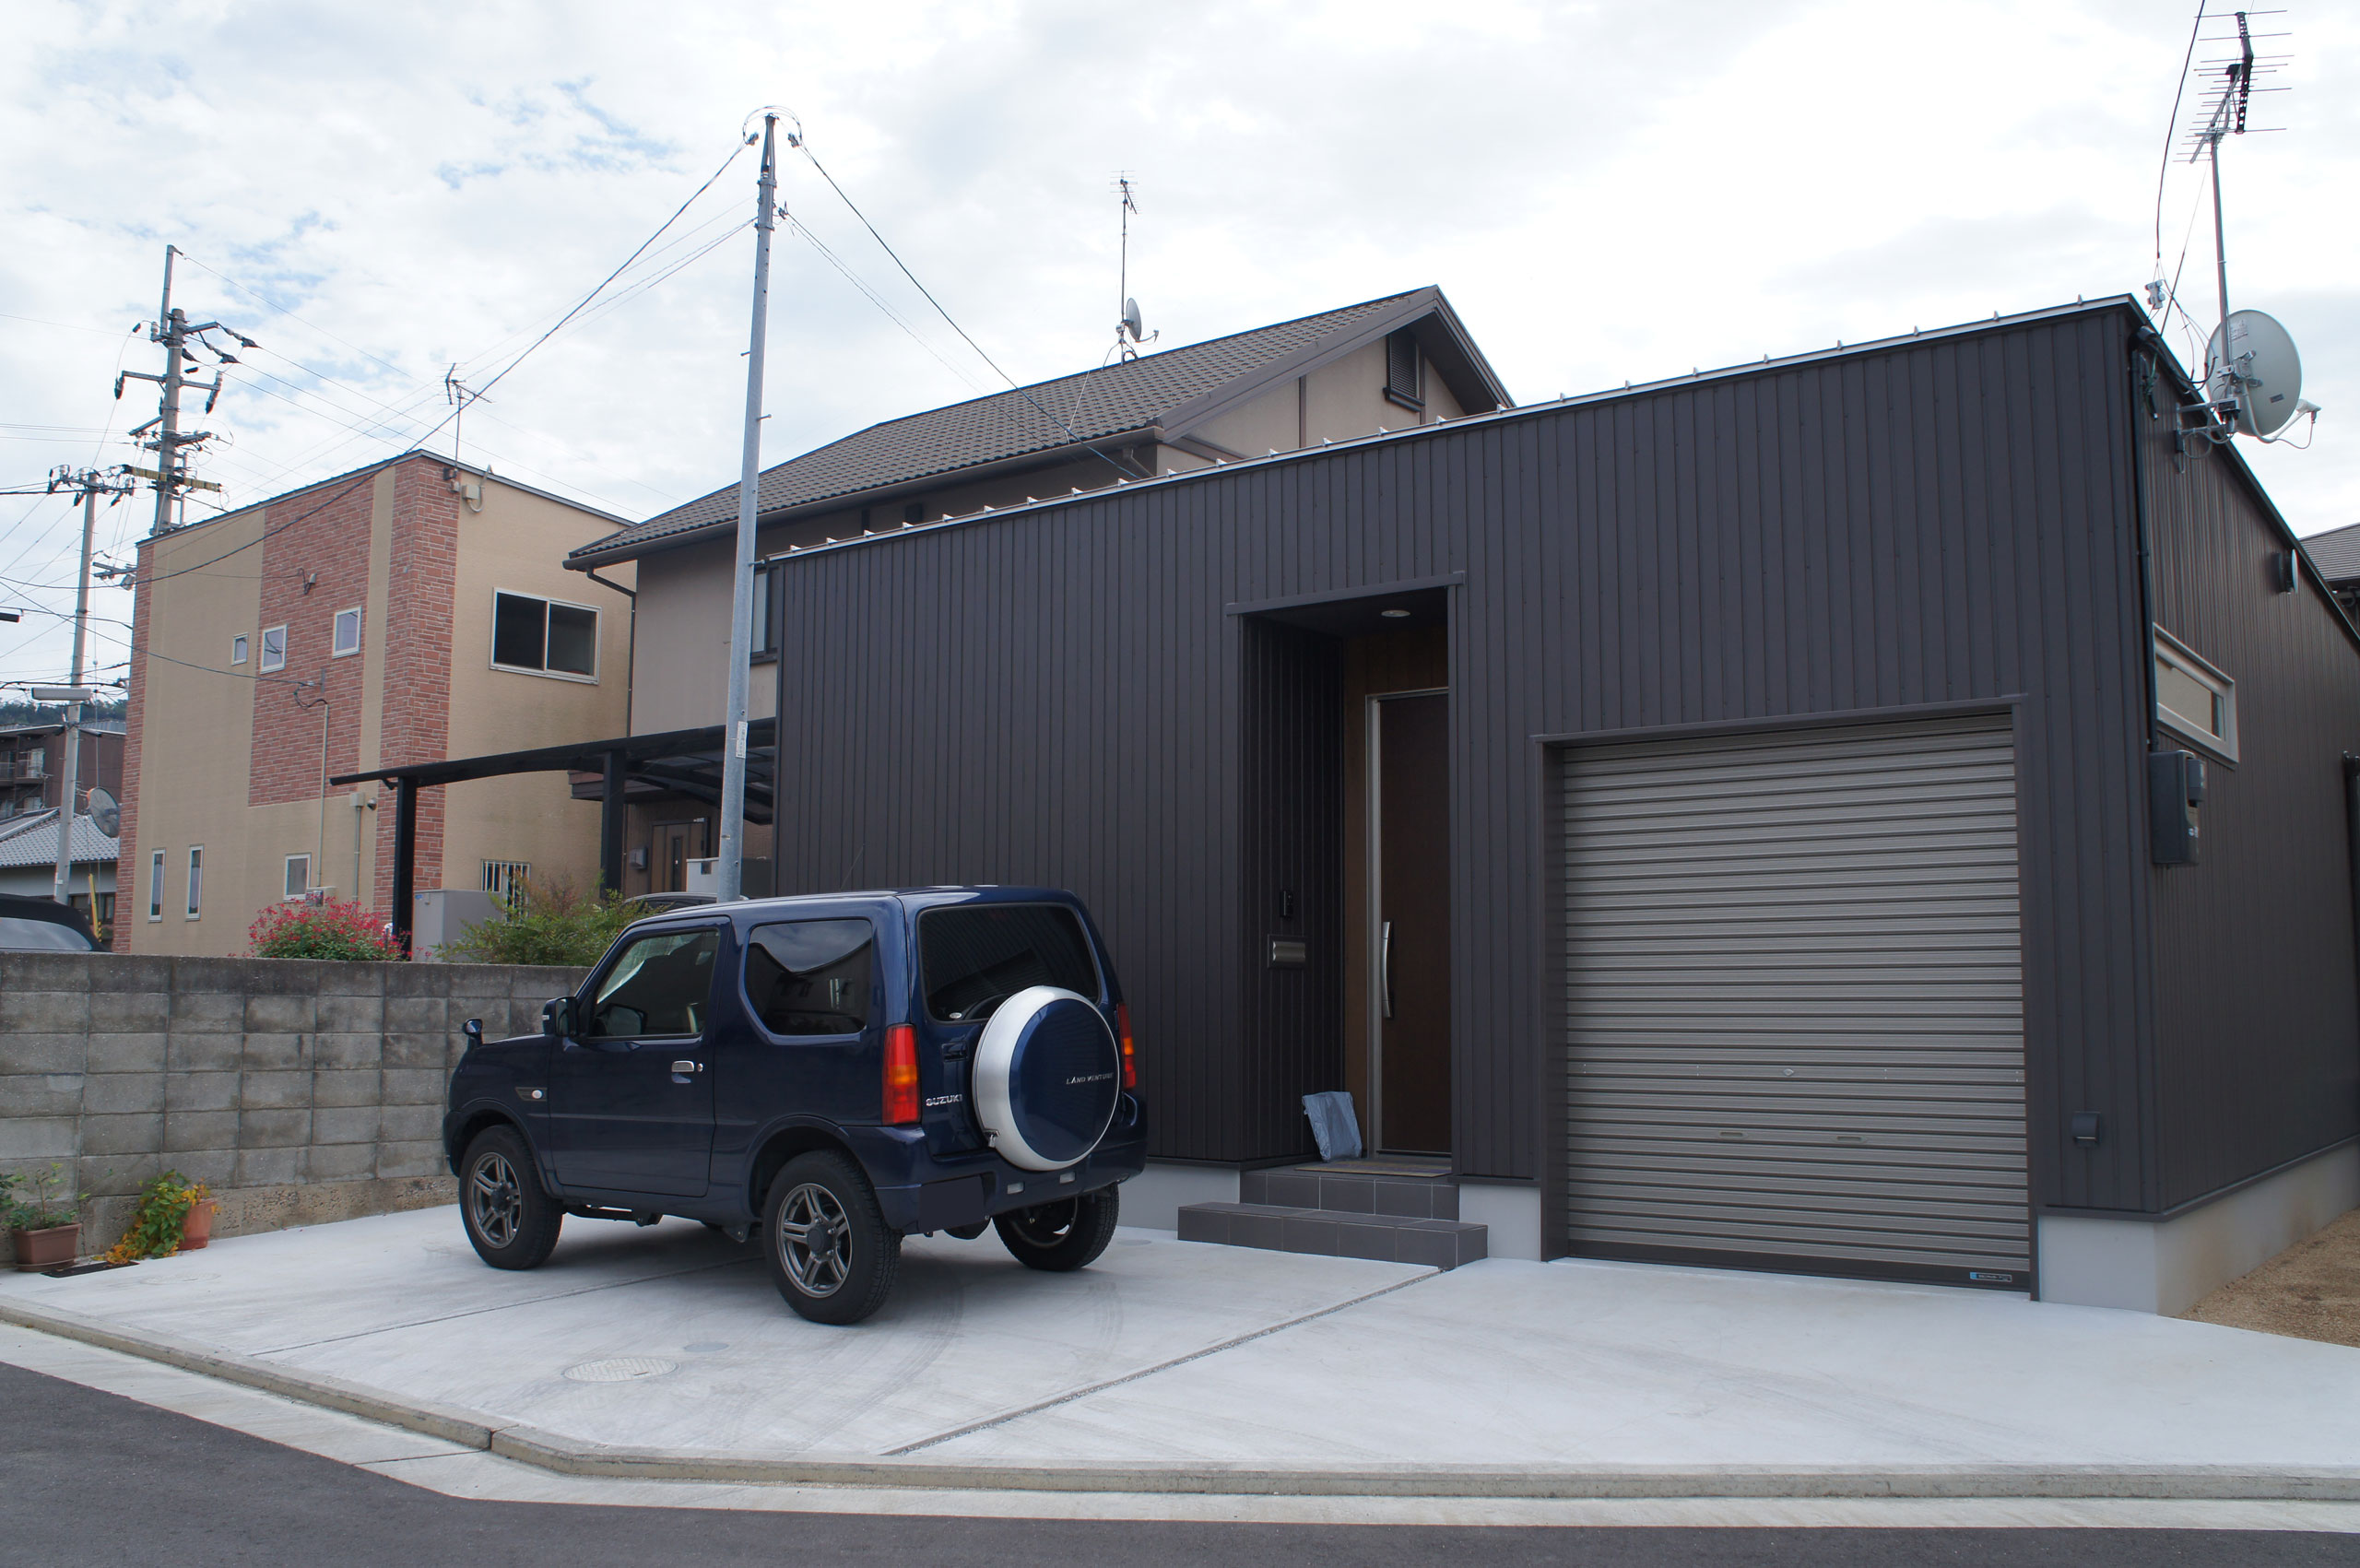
[0,953,586,1252]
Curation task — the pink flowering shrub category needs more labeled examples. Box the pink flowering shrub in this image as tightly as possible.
[247,896,405,961]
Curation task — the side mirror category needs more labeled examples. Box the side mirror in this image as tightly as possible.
[462,1018,485,1050]
[541,997,574,1039]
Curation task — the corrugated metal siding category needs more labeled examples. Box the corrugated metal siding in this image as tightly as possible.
[1561,715,2029,1281]
[1239,618,1345,1158]
[2138,356,2360,1208]
[771,308,2154,1194]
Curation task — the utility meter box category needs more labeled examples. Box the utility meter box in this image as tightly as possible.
[412,888,499,961]
[2149,749,2207,866]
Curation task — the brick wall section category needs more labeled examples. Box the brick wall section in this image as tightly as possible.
[0,952,584,1249]
[249,475,376,808]
[372,462,461,913]
[112,539,154,950]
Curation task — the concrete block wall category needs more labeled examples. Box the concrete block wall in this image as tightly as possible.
[0,952,584,1251]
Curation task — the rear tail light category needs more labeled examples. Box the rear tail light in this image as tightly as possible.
[1116,1003,1137,1091]
[883,1024,920,1125]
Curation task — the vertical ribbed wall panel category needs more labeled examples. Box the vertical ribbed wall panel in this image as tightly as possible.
[2139,361,2360,1208]
[766,308,2165,1193]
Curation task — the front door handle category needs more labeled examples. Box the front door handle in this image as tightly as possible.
[1381,920,1394,1020]
[670,1059,703,1075]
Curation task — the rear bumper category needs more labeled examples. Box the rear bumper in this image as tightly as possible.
[859,1093,1148,1233]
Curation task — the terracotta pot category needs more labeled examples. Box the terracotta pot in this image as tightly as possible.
[180,1199,217,1251]
[12,1223,80,1273]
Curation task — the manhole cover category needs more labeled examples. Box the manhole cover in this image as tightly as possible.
[561,1357,678,1384]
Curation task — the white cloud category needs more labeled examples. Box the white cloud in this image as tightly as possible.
[1,0,2353,690]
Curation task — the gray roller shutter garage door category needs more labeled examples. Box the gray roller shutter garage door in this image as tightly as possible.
[1561,713,2028,1288]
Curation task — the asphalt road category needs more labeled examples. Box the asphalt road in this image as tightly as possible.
[4,1362,2355,1567]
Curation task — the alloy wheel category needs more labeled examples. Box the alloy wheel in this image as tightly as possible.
[775,1182,853,1297]
[469,1152,523,1248]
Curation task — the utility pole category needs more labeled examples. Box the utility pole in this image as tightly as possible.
[118,244,244,535]
[40,466,132,909]
[718,113,780,903]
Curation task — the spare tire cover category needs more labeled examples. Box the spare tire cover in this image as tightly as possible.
[972,985,1122,1172]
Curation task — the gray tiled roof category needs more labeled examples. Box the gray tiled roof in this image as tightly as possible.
[575,289,1434,565]
[2302,521,2360,584]
[0,810,117,870]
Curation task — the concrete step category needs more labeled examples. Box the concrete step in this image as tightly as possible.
[1177,1200,1486,1269]
[1241,1164,1458,1220]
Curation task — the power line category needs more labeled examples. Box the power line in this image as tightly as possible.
[788,136,1150,481]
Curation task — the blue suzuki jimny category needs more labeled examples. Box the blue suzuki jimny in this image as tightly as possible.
[442,888,1144,1324]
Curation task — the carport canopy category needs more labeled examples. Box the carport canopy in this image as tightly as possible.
[329,718,776,949]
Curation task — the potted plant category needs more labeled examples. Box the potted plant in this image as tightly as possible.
[4,1165,85,1272]
[180,1183,218,1250]
[103,1171,209,1263]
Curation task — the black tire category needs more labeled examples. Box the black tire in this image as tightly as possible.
[995,1186,1119,1272]
[761,1151,901,1325]
[459,1125,562,1270]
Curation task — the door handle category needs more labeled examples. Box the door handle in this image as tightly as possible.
[670,1060,703,1075]
[1381,920,1394,1020]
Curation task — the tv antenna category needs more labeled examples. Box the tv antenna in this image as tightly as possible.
[2161,9,2317,445]
[1111,174,1157,362]
[444,365,486,465]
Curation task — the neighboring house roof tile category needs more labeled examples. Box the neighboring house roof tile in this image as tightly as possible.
[573,289,1477,567]
[0,809,117,870]
[2302,521,2360,584]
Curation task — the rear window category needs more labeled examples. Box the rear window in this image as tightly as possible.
[745,918,875,1036]
[920,904,1100,1021]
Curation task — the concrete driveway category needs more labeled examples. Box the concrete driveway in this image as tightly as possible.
[3,1206,2357,1483]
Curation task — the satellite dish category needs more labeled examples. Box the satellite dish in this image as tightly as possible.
[85,787,119,839]
[2207,309,2304,438]
[1122,298,1144,343]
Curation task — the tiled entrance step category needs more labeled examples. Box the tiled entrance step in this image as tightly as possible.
[1175,1164,1487,1269]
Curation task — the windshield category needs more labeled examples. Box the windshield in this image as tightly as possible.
[0,915,94,952]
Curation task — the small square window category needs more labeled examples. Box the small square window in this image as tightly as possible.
[285,855,311,900]
[491,591,597,680]
[332,607,361,658]
[230,635,249,666]
[260,625,288,673]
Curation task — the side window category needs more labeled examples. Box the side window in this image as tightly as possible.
[745,918,875,1036]
[582,928,720,1040]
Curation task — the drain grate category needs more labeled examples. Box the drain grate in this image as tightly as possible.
[561,1357,678,1384]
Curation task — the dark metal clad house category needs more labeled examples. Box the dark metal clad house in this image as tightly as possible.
[754,296,2360,1314]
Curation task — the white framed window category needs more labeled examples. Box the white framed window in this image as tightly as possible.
[490,591,598,681]
[185,845,204,919]
[284,855,311,900]
[2154,627,2236,761]
[148,849,164,921]
[259,625,288,673]
[482,859,532,904]
[230,634,249,666]
[332,607,361,658]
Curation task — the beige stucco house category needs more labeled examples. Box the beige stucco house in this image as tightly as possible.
[116,452,633,954]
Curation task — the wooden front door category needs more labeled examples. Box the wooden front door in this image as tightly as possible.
[1373,691,1451,1154]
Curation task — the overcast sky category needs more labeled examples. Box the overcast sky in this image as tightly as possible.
[3,0,2354,693]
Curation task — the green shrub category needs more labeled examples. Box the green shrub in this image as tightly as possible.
[442,875,648,967]
[248,896,405,961]
[104,1170,206,1262]
[1,1163,83,1231]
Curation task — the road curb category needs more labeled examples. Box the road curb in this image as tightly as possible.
[6,1295,2359,1503]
